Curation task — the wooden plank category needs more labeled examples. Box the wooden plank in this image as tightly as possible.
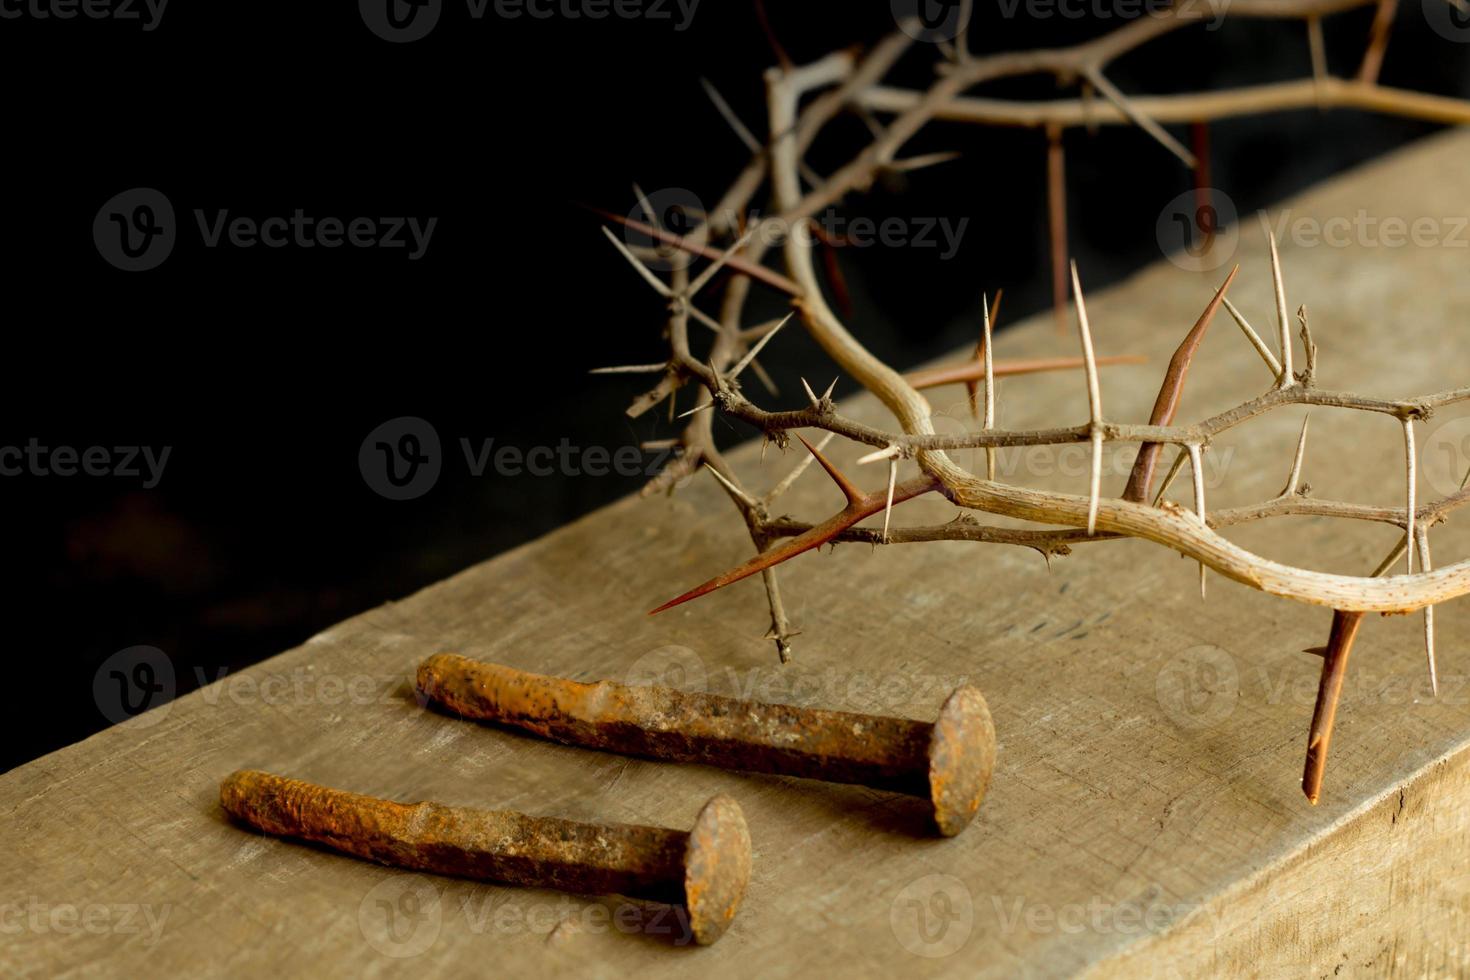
[6,129,1470,978]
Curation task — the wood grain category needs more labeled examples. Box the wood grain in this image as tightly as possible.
[6,130,1470,978]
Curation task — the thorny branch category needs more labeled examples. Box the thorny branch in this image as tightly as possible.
[592,1,1470,798]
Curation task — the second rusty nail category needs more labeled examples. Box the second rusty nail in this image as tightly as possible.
[415,653,997,837]
[220,769,751,945]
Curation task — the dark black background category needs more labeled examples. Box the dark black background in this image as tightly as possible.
[2,0,1466,771]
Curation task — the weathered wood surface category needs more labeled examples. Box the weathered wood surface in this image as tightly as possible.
[7,130,1470,978]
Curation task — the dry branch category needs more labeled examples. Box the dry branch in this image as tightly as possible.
[590,1,1470,799]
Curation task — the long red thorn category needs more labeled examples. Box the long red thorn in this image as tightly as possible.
[578,204,803,297]
[1302,609,1366,804]
[795,433,864,505]
[1046,124,1068,336]
[908,354,1146,391]
[1121,264,1238,503]
[650,473,940,615]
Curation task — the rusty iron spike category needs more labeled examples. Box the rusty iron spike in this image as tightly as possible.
[219,769,751,945]
[416,654,997,837]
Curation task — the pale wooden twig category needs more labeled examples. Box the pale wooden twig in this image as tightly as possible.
[1081,67,1198,168]
[1153,447,1190,506]
[590,363,667,375]
[886,150,963,173]
[631,182,659,229]
[1268,230,1295,387]
[1404,417,1417,574]
[858,78,1470,130]
[1190,443,1208,599]
[883,457,898,544]
[700,77,762,154]
[602,226,671,297]
[1298,305,1319,384]
[688,226,758,299]
[1283,414,1312,496]
[729,313,792,382]
[982,293,996,481]
[677,401,715,419]
[1416,524,1438,695]
[1221,295,1285,378]
[764,431,835,504]
[800,377,821,409]
[1070,261,1104,535]
[856,443,902,466]
[704,462,759,510]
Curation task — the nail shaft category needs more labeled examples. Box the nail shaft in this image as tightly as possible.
[417,654,996,836]
[220,769,750,944]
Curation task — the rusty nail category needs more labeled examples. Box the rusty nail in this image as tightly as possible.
[416,653,997,837]
[219,769,751,945]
